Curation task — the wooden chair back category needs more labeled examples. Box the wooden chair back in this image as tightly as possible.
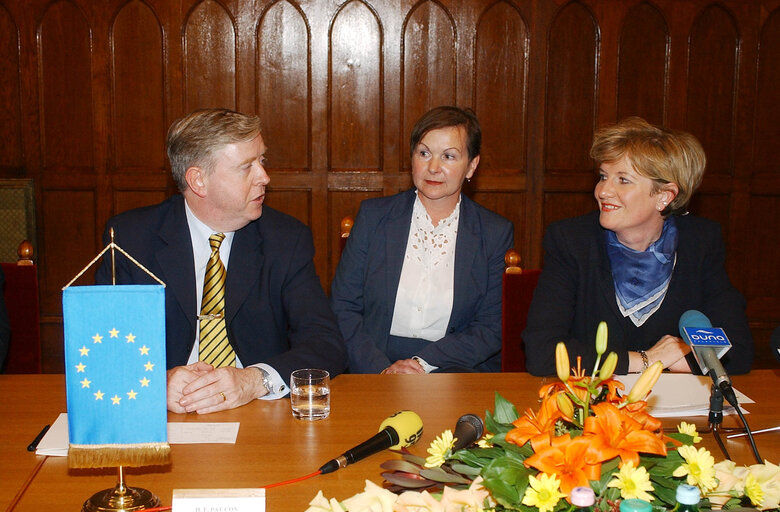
[1,240,41,373]
[501,249,541,372]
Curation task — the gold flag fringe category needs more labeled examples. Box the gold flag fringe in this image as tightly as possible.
[68,442,170,469]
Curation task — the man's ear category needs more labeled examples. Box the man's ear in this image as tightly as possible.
[184,166,208,198]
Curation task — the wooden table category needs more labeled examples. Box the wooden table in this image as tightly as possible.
[2,371,779,511]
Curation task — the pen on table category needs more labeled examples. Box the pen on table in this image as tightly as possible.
[27,424,50,452]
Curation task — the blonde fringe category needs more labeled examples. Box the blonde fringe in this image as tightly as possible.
[68,443,170,469]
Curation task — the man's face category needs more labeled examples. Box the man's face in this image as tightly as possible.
[200,134,270,232]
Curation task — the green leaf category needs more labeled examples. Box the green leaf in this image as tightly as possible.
[450,463,482,477]
[401,452,427,466]
[381,471,435,488]
[419,466,472,484]
[666,432,693,445]
[379,459,422,473]
[493,392,520,423]
[651,483,676,506]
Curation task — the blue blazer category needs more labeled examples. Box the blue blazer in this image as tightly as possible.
[95,195,347,383]
[330,190,513,373]
[523,211,754,376]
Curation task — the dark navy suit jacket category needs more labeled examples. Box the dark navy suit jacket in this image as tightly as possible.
[95,195,347,383]
[330,190,513,373]
[523,211,754,376]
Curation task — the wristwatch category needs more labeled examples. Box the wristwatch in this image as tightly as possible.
[256,367,273,394]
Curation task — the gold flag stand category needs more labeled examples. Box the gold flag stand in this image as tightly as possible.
[82,467,161,512]
[64,229,168,512]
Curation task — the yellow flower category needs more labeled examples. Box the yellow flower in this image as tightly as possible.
[607,461,654,501]
[708,460,747,508]
[745,461,780,510]
[599,352,618,381]
[673,445,717,492]
[425,429,455,468]
[440,477,493,511]
[477,433,494,448]
[677,422,702,443]
[627,361,663,402]
[522,473,567,512]
[745,473,765,508]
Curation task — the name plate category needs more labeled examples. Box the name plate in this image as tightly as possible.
[172,488,265,512]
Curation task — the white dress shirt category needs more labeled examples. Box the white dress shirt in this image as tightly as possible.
[184,201,287,399]
[389,193,459,371]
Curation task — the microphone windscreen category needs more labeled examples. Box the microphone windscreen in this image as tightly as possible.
[678,310,712,342]
[379,410,423,450]
[452,414,484,451]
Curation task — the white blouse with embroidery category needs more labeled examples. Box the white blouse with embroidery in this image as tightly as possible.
[389,193,459,342]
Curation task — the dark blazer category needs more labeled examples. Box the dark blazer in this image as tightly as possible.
[0,266,9,371]
[95,195,347,383]
[330,190,513,373]
[523,211,754,376]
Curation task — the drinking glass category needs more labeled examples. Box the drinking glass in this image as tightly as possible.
[290,369,330,420]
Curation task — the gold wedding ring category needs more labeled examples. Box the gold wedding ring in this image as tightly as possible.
[219,392,226,402]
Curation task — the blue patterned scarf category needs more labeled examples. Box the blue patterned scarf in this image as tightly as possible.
[606,217,679,326]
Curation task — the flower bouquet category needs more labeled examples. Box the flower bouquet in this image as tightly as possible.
[307,323,780,511]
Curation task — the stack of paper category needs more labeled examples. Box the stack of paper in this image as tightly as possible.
[616,373,753,418]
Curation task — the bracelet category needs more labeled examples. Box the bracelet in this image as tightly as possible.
[639,350,649,370]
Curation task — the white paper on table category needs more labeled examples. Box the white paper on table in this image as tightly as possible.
[36,412,69,456]
[35,413,240,456]
[616,373,753,418]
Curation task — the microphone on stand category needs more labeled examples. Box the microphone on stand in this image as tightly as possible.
[678,310,761,463]
[678,310,737,407]
[771,325,780,364]
[318,411,423,474]
[451,414,484,452]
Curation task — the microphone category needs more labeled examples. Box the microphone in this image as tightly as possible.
[771,325,780,364]
[451,414,484,452]
[678,310,737,407]
[318,410,423,474]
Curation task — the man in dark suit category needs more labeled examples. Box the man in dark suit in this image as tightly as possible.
[96,109,346,414]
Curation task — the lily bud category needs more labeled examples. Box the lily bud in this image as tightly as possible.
[555,342,570,382]
[599,352,618,381]
[627,360,663,403]
[595,321,608,355]
[556,392,574,419]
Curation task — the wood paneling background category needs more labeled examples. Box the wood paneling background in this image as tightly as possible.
[0,0,777,372]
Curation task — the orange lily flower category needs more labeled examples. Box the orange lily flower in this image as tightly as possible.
[524,434,602,495]
[506,395,562,451]
[583,402,667,467]
[622,401,662,432]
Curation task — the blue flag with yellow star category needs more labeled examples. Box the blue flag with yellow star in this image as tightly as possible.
[63,284,170,468]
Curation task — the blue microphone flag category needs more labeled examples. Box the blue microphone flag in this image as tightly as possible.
[679,309,732,374]
[63,284,169,468]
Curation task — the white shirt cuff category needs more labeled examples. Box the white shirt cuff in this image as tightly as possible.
[412,356,438,374]
[248,363,289,399]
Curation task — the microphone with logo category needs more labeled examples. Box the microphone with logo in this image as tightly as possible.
[678,309,738,406]
[451,414,485,452]
[679,310,762,463]
[318,411,423,474]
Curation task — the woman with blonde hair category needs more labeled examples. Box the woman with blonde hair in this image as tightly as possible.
[524,117,753,376]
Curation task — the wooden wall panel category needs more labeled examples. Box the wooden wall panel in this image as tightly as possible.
[685,5,739,175]
[184,0,236,111]
[401,0,455,170]
[257,1,310,170]
[329,1,382,171]
[38,2,93,169]
[0,0,777,371]
[0,5,22,172]
[544,2,598,173]
[617,3,668,125]
[474,2,528,173]
[111,1,166,171]
[754,8,780,174]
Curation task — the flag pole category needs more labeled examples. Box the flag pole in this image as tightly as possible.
[81,465,161,512]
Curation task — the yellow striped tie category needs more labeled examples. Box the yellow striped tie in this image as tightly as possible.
[199,233,235,368]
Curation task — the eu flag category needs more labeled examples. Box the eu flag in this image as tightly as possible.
[63,284,170,468]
